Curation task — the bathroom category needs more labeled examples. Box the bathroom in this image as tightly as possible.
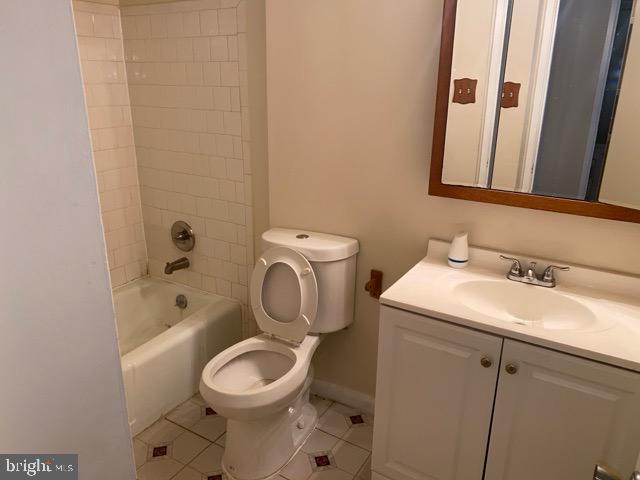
[1,0,640,479]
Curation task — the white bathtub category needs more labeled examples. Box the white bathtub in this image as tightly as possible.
[113,277,242,435]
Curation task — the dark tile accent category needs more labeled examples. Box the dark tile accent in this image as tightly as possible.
[152,446,168,457]
[314,455,331,467]
[350,415,365,425]
[207,475,223,480]
[205,407,217,416]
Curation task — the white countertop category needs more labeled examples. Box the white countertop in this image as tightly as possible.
[380,240,640,372]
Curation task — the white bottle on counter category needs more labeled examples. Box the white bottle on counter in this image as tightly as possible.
[448,232,469,269]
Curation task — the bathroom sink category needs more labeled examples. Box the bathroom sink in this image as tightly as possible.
[453,280,603,331]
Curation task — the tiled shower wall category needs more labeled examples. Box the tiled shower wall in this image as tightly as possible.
[74,1,148,288]
[120,0,255,334]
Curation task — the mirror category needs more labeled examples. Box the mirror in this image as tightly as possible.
[431,0,640,222]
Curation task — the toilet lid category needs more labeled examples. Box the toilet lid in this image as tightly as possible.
[250,246,318,343]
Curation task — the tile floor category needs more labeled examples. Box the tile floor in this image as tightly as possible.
[134,394,373,480]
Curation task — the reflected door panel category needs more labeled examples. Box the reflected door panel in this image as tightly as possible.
[440,0,640,211]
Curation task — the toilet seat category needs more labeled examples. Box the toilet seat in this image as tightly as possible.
[250,246,318,343]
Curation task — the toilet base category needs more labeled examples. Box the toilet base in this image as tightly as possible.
[222,377,317,480]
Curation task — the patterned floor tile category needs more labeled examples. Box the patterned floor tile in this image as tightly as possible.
[342,425,373,451]
[317,408,350,438]
[136,456,183,480]
[331,440,369,474]
[310,395,333,417]
[308,452,336,472]
[137,419,186,446]
[281,450,313,480]
[189,413,227,442]
[355,456,371,480]
[214,433,226,447]
[188,443,225,475]
[172,466,204,480]
[172,430,211,464]
[132,393,373,480]
[167,399,227,442]
[133,438,148,469]
[317,402,374,453]
[166,400,203,428]
[190,393,207,406]
[302,430,340,454]
[308,468,353,480]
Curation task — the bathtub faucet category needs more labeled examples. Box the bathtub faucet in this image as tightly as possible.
[165,257,190,274]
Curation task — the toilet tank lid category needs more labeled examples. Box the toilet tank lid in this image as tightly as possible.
[261,228,359,262]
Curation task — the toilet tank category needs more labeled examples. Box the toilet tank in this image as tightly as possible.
[261,228,359,333]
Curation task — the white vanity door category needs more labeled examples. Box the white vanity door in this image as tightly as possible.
[372,306,502,480]
[485,339,640,480]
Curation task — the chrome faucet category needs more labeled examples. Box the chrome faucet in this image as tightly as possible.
[499,255,569,288]
[165,257,190,274]
[594,463,640,480]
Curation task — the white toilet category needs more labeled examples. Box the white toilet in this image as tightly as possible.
[199,228,359,480]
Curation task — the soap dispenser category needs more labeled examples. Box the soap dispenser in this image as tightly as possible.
[448,232,469,269]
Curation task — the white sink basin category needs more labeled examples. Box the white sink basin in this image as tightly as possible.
[453,280,606,332]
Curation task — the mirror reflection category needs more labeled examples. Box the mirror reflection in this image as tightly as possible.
[441,0,640,210]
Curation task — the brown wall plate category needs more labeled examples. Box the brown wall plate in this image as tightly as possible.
[452,78,478,104]
[501,82,521,108]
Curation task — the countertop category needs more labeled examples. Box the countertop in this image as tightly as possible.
[380,240,640,373]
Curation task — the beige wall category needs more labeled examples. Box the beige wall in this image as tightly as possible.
[600,23,640,210]
[266,0,640,397]
[74,1,148,288]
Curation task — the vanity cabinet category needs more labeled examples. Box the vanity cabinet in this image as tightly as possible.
[372,306,640,480]
[372,307,503,480]
[485,340,640,480]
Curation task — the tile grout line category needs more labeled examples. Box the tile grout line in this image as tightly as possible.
[163,414,226,445]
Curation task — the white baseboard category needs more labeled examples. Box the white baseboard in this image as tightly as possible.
[311,379,375,415]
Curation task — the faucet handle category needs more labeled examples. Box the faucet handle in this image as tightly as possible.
[499,255,522,276]
[542,264,570,283]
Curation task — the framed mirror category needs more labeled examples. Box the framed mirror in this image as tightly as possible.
[429,0,640,223]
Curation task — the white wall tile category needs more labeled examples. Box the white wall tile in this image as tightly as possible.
[220,62,239,86]
[183,12,201,37]
[193,37,210,61]
[217,8,237,35]
[166,13,184,37]
[75,11,94,36]
[74,2,147,286]
[199,10,219,36]
[136,15,152,38]
[93,14,116,38]
[236,1,246,33]
[150,15,168,38]
[118,0,254,336]
[210,37,228,61]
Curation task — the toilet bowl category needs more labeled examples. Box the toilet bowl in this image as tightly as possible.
[200,334,321,480]
[200,334,321,421]
[200,228,359,480]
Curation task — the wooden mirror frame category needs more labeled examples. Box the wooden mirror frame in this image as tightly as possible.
[428,0,640,224]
